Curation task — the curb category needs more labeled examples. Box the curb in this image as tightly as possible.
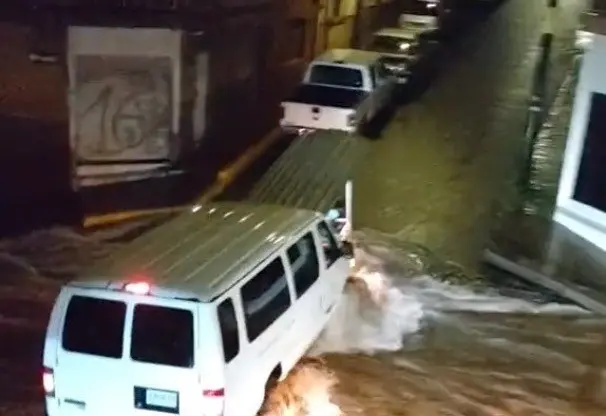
[83,127,283,229]
[483,249,606,314]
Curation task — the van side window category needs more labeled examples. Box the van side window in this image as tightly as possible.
[286,233,320,297]
[62,295,126,359]
[317,221,341,267]
[130,304,194,368]
[217,298,239,363]
[241,257,291,341]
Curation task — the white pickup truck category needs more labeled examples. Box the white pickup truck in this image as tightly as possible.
[280,49,396,135]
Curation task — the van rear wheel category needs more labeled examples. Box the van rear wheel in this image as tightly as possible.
[258,365,282,414]
[266,365,281,389]
[263,365,282,399]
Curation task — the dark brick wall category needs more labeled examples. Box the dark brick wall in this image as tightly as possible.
[0,0,319,233]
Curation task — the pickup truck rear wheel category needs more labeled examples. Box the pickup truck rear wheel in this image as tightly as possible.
[361,113,382,140]
[359,115,369,138]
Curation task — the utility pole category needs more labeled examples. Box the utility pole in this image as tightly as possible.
[521,0,558,190]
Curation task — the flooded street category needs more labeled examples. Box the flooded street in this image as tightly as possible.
[259,0,605,414]
[1,0,603,415]
[2,225,605,416]
[306,231,606,416]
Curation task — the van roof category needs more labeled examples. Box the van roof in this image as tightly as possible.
[75,202,322,302]
[315,48,382,66]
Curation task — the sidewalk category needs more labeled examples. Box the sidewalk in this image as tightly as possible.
[488,60,606,313]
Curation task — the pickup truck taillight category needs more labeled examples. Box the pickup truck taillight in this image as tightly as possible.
[347,114,356,127]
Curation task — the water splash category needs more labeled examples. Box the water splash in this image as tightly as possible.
[311,269,424,355]
[312,229,586,357]
[260,357,342,416]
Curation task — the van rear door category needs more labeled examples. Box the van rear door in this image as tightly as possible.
[54,288,132,416]
[127,297,201,416]
[54,288,201,416]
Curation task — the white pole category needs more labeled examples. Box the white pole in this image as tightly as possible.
[345,179,353,233]
[343,179,354,261]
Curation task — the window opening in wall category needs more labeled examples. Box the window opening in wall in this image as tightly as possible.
[573,92,606,212]
[331,0,342,17]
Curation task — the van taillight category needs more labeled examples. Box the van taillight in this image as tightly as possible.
[42,367,55,397]
[203,388,224,398]
[202,388,225,416]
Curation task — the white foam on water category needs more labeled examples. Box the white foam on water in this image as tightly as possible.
[311,268,424,355]
[395,275,589,315]
[311,230,588,356]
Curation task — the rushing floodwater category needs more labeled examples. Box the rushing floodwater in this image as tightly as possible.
[260,229,606,416]
[0,220,604,416]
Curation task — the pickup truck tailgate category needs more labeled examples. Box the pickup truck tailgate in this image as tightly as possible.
[280,85,368,132]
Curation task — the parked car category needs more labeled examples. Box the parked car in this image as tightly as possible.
[280,48,396,135]
[399,12,439,38]
[367,27,440,87]
[43,202,350,416]
[400,0,459,39]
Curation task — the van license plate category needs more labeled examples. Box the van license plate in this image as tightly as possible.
[146,389,178,409]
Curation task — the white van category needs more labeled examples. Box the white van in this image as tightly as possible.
[42,202,350,416]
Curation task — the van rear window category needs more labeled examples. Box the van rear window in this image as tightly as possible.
[130,304,194,368]
[62,295,126,359]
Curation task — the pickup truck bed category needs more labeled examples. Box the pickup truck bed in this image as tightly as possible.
[284,84,368,108]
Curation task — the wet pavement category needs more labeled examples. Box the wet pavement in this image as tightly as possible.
[352,0,581,272]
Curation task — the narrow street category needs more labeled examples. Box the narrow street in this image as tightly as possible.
[352,0,581,271]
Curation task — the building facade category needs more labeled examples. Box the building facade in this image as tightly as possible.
[0,0,398,199]
[554,0,606,252]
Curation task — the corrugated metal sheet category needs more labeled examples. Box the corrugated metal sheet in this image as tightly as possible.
[248,130,369,214]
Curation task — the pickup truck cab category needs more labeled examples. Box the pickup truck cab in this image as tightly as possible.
[42,202,350,416]
[367,27,440,86]
[280,48,396,135]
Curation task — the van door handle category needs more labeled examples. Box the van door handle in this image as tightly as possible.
[64,398,86,409]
